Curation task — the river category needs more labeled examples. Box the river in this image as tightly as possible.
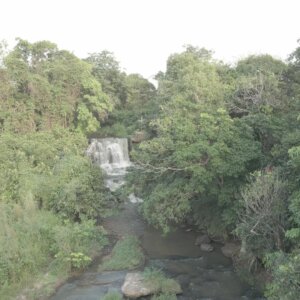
[50,138,262,300]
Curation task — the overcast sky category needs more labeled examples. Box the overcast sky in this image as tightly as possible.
[0,0,299,80]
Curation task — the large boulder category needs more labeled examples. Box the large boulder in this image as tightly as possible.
[122,273,157,298]
[195,234,211,246]
[121,272,182,298]
[200,243,214,252]
[221,242,241,258]
[131,131,146,143]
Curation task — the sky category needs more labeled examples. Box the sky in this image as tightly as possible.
[0,0,299,80]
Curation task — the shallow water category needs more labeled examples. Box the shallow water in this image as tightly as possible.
[50,203,262,300]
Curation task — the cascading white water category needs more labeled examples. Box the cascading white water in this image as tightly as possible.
[87,137,142,202]
[86,138,131,191]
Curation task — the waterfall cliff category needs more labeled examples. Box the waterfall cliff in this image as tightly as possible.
[87,138,131,191]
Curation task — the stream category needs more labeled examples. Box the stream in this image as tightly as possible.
[50,138,263,300]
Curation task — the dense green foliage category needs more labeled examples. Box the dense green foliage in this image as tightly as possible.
[0,39,112,135]
[127,43,300,298]
[1,37,300,299]
[0,130,116,219]
[0,129,114,297]
[129,47,261,235]
[236,173,288,256]
[86,51,157,137]
[0,40,120,298]
[0,201,107,298]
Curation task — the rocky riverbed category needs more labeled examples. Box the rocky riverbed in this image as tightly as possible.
[50,203,263,300]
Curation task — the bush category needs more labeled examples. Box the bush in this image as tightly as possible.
[46,155,116,220]
[0,200,108,298]
[100,236,144,271]
[0,131,117,222]
[236,173,288,258]
[52,219,108,271]
[264,251,300,300]
[0,200,59,288]
[0,129,116,299]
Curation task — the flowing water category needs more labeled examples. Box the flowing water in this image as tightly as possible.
[86,138,131,191]
[51,138,262,300]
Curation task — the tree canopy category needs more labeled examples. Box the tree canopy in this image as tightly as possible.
[0,38,300,299]
[1,39,112,135]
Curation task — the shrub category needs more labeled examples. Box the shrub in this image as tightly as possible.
[52,219,108,271]
[0,131,117,222]
[0,200,108,298]
[264,251,300,300]
[236,173,288,258]
[0,200,59,288]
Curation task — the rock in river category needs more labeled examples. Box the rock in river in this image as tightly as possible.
[221,242,240,258]
[121,272,182,298]
[122,273,156,298]
[200,243,214,252]
[195,234,211,246]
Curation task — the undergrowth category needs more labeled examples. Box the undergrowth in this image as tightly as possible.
[0,200,108,299]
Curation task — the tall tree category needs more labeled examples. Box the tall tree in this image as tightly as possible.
[85,51,127,106]
[1,39,112,134]
[129,47,260,234]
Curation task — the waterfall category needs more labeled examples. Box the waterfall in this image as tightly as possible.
[87,137,142,203]
[87,138,131,191]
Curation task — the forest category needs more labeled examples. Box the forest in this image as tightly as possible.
[0,38,299,299]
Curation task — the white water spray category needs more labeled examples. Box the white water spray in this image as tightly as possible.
[87,138,131,191]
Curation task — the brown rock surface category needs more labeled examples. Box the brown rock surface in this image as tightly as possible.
[221,242,241,258]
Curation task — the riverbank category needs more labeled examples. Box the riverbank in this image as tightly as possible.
[13,226,116,300]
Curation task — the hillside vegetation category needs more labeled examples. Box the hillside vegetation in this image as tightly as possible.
[0,39,299,299]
